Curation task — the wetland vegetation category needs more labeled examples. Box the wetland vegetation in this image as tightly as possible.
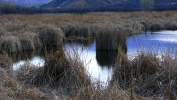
[0,11,177,99]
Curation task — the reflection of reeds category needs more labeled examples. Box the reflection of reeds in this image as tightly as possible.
[9,46,58,63]
[96,50,117,66]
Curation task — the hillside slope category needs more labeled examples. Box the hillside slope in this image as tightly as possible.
[43,0,126,8]
[43,0,177,11]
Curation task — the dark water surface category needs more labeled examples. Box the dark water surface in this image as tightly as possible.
[12,30,177,83]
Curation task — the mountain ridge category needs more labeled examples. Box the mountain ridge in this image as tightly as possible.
[42,0,177,11]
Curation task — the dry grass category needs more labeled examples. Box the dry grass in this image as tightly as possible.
[0,47,176,99]
[35,24,64,46]
[1,11,177,51]
[0,11,177,99]
[112,49,177,99]
[0,53,12,70]
[167,21,177,30]
[0,36,22,53]
[15,47,91,97]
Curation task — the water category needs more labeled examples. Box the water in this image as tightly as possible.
[128,30,177,58]
[12,30,177,83]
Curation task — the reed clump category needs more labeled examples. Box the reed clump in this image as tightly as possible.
[36,24,64,46]
[19,32,42,48]
[167,21,177,30]
[0,36,22,53]
[96,28,127,52]
[62,23,95,38]
[149,22,164,32]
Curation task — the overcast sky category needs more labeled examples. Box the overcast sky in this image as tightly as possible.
[5,0,52,6]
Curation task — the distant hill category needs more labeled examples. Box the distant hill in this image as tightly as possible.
[42,0,177,11]
[7,0,52,6]
[42,0,127,9]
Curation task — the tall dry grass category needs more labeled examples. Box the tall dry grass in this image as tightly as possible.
[0,11,177,99]
[96,28,127,51]
[111,48,177,99]
[1,45,176,99]
[15,47,91,97]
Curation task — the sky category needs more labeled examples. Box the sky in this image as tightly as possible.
[5,0,52,6]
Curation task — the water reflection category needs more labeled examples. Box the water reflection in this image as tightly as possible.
[11,30,177,84]
[11,46,58,70]
[96,50,117,67]
[127,30,177,58]
[65,40,113,83]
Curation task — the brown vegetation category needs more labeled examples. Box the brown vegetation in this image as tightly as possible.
[111,49,177,99]
[0,11,177,99]
[96,28,127,51]
[0,42,176,99]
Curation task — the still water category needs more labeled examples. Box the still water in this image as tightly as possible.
[12,30,177,83]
